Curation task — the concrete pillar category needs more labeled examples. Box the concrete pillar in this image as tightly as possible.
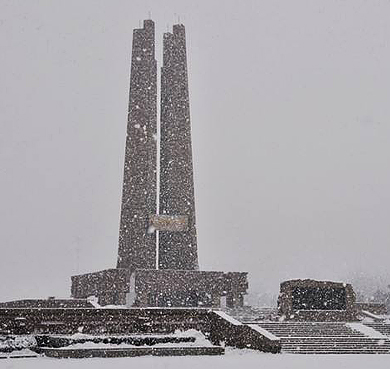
[159,24,199,270]
[117,19,157,271]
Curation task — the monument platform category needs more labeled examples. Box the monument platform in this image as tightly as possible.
[71,268,247,308]
[69,20,248,310]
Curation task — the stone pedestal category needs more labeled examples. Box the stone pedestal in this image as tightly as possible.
[278,279,358,321]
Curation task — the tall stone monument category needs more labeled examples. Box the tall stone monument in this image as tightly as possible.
[117,19,157,272]
[159,24,198,270]
[71,19,248,308]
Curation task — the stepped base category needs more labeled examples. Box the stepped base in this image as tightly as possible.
[38,346,225,358]
[364,323,390,337]
[252,321,390,354]
[36,334,196,348]
[0,308,281,355]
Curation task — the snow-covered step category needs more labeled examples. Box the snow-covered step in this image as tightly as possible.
[35,333,196,348]
[0,348,39,359]
[38,346,225,358]
[248,322,390,354]
[256,322,367,338]
[364,323,390,337]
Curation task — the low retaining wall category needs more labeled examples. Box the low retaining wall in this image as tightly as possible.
[0,308,280,354]
[208,311,280,353]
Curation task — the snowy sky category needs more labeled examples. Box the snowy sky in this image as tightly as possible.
[1,0,390,303]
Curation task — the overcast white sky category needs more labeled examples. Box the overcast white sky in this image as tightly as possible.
[1,0,390,303]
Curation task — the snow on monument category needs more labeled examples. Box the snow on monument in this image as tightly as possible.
[71,20,247,308]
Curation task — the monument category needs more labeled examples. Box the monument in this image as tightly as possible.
[71,20,248,308]
[277,279,358,321]
[4,17,390,360]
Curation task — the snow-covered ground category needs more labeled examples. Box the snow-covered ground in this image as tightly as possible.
[3,350,390,369]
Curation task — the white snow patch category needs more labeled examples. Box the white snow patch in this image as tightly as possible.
[86,296,100,308]
[361,310,386,321]
[147,225,156,234]
[6,351,390,368]
[98,304,127,309]
[247,324,280,341]
[63,329,213,349]
[347,323,387,338]
[213,311,242,326]
[0,348,38,359]
[0,336,36,350]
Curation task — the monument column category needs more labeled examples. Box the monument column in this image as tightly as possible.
[117,20,157,272]
[158,24,199,270]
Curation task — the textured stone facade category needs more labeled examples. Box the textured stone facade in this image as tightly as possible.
[71,269,130,306]
[158,25,199,270]
[278,279,358,321]
[132,270,248,308]
[117,19,157,272]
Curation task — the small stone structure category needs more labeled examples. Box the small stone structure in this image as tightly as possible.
[278,279,358,321]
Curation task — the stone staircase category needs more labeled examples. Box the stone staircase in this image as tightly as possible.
[253,322,390,354]
[256,322,365,337]
[364,322,390,337]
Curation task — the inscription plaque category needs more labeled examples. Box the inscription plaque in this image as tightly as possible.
[150,215,188,232]
[292,287,347,310]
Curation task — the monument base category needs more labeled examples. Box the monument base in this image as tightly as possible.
[131,269,247,308]
[71,268,248,308]
[71,268,131,306]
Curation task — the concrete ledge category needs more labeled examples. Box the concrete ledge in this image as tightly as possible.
[38,346,225,358]
[36,334,196,348]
